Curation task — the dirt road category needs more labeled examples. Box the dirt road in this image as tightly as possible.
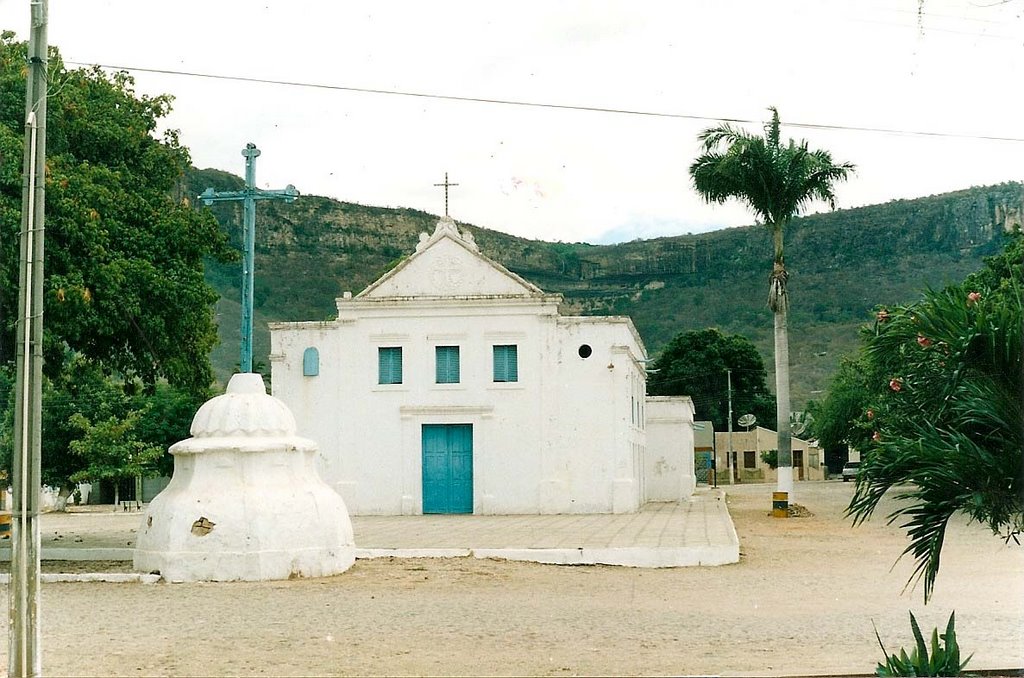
[4,482,1021,676]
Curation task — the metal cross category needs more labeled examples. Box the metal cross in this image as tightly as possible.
[433,172,459,217]
[199,143,298,374]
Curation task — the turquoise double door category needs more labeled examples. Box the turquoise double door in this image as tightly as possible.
[421,424,473,514]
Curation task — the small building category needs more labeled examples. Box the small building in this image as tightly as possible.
[713,426,826,483]
[270,216,694,515]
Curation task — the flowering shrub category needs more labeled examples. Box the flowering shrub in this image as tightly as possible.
[848,233,1023,601]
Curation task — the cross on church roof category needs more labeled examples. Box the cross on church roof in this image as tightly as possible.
[433,172,459,217]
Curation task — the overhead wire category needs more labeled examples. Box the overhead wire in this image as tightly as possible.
[63,60,1024,145]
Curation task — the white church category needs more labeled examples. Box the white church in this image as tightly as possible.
[269,215,695,515]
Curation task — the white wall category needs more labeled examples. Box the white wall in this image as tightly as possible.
[644,397,696,502]
[272,302,647,515]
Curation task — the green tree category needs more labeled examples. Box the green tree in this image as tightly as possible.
[0,32,233,394]
[689,107,854,495]
[0,356,200,509]
[133,382,205,477]
[809,355,875,453]
[68,410,163,506]
[648,328,774,432]
[848,233,1023,601]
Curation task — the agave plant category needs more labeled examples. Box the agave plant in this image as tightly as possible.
[874,611,972,677]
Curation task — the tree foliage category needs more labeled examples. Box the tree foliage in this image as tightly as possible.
[0,33,230,498]
[0,32,233,394]
[647,328,775,432]
[808,355,875,452]
[68,409,163,489]
[690,106,855,298]
[847,233,1023,601]
[0,357,200,504]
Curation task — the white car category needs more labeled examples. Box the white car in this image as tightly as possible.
[841,461,861,482]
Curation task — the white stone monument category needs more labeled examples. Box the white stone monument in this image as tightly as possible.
[134,373,355,582]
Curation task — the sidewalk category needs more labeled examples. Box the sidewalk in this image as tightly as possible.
[0,487,739,569]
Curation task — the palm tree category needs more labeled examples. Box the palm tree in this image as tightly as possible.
[690,108,854,497]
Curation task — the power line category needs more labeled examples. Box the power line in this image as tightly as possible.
[849,16,1020,40]
[64,60,1024,145]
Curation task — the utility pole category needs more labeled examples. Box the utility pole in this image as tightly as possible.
[726,368,734,485]
[10,1,48,674]
[199,144,297,373]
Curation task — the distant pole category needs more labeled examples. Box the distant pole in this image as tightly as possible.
[10,1,48,675]
[199,144,297,373]
[726,369,734,485]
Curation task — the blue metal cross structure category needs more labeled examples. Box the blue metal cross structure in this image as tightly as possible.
[200,143,298,374]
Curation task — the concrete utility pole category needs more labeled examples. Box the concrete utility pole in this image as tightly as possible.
[726,368,734,485]
[10,1,48,674]
[199,145,297,373]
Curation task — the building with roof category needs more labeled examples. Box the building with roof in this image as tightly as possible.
[713,426,826,484]
[269,216,694,515]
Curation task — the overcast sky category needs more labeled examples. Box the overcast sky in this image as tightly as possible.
[2,0,1022,243]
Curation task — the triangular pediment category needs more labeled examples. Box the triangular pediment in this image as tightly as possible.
[358,218,543,299]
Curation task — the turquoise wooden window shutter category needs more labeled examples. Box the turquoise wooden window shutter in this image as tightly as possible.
[302,347,319,376]
[435,346,460,383]
[492,344,518,382]
[378,347,403,384]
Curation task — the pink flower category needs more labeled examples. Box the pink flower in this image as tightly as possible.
[889,378,903,392]
[917,335,932,348]
[872,431,881,442]
[967,291,981,306]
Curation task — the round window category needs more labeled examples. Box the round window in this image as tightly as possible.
[578,344,592,359]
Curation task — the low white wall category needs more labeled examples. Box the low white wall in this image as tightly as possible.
[644,397,695,502]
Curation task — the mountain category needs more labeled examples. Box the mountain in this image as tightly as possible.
[186,169,1023,409]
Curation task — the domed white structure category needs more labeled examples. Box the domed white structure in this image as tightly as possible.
[134,373,356,582]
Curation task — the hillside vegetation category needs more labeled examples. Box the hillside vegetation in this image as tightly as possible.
[186,169,1022,409]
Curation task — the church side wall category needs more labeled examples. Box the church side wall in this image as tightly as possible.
[270,323,346,489]
[548,320,645,514]
[644,397,696,502]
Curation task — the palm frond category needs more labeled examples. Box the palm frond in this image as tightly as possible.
[690,108,855,233]
[765,106,781,148]
[849,274,1023,602]
[697,124,753,153]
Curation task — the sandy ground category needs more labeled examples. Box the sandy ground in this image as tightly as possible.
[2,481,1021,677]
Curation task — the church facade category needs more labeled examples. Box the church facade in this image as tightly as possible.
[269,216,693,515]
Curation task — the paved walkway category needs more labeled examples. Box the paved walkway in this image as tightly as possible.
[0,487,739,569]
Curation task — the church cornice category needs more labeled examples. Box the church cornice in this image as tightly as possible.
[337,294,562,315]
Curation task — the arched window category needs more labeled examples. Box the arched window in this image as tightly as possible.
[302,347,319,376]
